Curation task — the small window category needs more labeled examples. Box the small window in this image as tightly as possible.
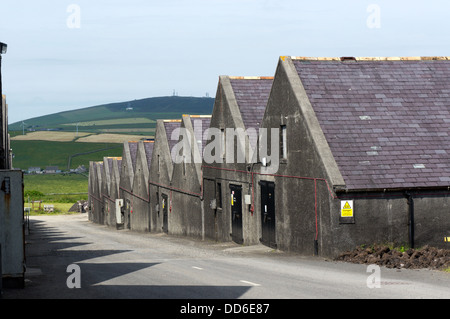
[280,125,287,160]
[157,154,160,172]
[221,129,225,158]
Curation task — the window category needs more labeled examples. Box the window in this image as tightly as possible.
[280,125,287,160]
[221,129,225,158]
[157,154,160,173]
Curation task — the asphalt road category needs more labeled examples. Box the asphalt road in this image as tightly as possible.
[2,214,449,301]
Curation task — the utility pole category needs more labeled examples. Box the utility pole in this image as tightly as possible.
[0,42,8,169]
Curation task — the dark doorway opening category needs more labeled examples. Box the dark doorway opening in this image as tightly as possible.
[260,181,276,248]
[162,193,169,234]
[230,184,243,244]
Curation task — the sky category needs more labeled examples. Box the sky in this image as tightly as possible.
[1,0,450,124]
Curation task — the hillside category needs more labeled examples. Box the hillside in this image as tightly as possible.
[9,96,214,171]
[9,96,214,132]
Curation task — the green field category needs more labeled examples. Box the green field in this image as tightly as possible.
[11,140,123,170]
[9,96,214,133]
[24,174,89,214]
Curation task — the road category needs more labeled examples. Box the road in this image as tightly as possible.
[2,214,449,302]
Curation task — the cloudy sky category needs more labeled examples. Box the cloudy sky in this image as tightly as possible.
[1,0,449,123]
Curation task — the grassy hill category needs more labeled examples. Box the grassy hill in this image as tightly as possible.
[11,140,123,171]
[9,96,214,171]
[9,96,214,133]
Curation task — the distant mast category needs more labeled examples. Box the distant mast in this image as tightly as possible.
[126,102,133,111]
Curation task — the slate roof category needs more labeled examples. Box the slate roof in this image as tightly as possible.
[293,57,450,190]
[229,77,273,149]
[190,115,211,155]
[128,142,139,171]
[116,159,122,175]
[143,141,154,171]
[163,120,182,157]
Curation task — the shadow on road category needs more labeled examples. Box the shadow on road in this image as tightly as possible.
[2,217,251,299]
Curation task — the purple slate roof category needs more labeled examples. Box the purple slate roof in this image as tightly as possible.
[128,142,138,171]
[143,141,154,171]
[191,116,211,155]
[293,57,450,190]
[116,159,122,175]
[229,77,273,149]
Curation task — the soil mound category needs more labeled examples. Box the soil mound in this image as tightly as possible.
[336,244,450,271]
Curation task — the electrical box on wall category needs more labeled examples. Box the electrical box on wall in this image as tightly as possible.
[115,199,124,230]
[0,170,25,288]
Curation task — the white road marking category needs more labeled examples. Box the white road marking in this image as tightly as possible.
[192,266,203,270]
[240,280,261,287]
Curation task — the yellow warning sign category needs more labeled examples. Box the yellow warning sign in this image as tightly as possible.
[341,200,353,217]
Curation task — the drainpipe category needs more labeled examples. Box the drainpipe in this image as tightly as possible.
[405,192,414,249]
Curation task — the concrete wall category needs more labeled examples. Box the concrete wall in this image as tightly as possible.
[0,170,24,288]
[258,56,450,258]
[88,161,104,224]
[326,190,450,257]
[202,76,260,245]
[119,141,137,230]
[101,157,112,226]
[259,56,353,256]
[96,162,105,225]
[106,158,122,228]
[88,161,95,222]
[102,157,122,228]
[170,115,209,239]
[148,120,179,233]
[130,141,152,232]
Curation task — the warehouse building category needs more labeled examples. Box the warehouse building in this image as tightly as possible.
[101,157,122,227]
[257,56,450,257]
[202,76,273,245]
[118,141,138,230]
[170,115,211,239]
[148,119,181,233]
[88,161,104,224]
[130,140,154,232]
[101,157,113,226]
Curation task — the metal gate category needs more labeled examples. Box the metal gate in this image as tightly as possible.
[260,181,276,248]
[230,184,243,244]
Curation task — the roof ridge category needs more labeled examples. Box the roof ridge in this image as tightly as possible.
[183,114,212,118]
[229,76,274,80]
[285,56,450,61]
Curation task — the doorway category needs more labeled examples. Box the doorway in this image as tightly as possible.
[230,184,243,244]
[260,181,276,248]
[162,193,169,234]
